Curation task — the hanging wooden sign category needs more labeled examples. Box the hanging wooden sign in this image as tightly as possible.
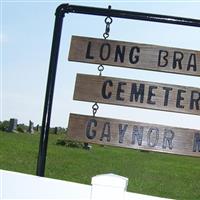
[68,113,200,157]
[74,74,200,116]
[68,36,200,76]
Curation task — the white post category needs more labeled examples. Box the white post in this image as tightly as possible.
[91,173,128,200]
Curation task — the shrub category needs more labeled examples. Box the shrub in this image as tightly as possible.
[56,139,83,148]
[56,139,66,146]
[17,126,25,133]
[0,120,9,131]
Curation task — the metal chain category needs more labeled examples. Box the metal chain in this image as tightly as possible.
[103,15,113,39]
[97,5,112,76]
[93,6,112,117]
[92,102,99,117]
[97,64,104,76]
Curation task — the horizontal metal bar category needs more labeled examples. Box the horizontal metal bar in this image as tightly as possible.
[57,4,200,27]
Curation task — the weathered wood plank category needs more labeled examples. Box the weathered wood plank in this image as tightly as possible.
[68,36,200,76]
[74,74,200,115]
[68,113,200,157]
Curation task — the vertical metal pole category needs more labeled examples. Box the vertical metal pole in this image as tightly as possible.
[36,7,65,177]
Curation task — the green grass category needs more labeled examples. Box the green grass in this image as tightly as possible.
[0,130,200,199]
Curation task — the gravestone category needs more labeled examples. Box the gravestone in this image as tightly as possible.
[8,118,18,132]
[28,120,34,134]
[54,127,62,134]
[36,124,40,132]
[83,143,92,150]
[54,127,58,134]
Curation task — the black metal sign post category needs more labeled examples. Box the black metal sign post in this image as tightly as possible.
[36,4,200,177]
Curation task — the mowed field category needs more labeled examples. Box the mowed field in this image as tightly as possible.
[0,130,200,199]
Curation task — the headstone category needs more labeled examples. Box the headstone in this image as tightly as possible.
[8,118,18,132]
[83,143,92,150]
[54,127,58,134]
[36,124,40,132]
[54,127,63,134]
[28,120,34,134]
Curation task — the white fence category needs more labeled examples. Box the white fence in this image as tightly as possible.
[0,170,171,200]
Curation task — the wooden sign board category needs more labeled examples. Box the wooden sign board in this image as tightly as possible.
[68,113,200,157]
[74,74,200,116]
[68,36,200,76]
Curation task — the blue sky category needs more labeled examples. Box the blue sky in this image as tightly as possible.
[1,1,200,129]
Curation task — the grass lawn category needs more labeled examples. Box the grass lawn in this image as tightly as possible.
[0,130,200,199]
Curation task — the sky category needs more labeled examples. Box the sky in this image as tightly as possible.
[1,0,200,130]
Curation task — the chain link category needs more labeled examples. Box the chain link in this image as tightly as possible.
[93,6,112,116]
[98,65,104,76]
[98,8,112,76]
[92,102,99,117]
[103,16,113,39]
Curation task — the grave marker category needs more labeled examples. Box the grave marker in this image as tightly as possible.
[8,118,18,132]
[28,120,34,134]
[36,124,40,132]
[54,127,58,134]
